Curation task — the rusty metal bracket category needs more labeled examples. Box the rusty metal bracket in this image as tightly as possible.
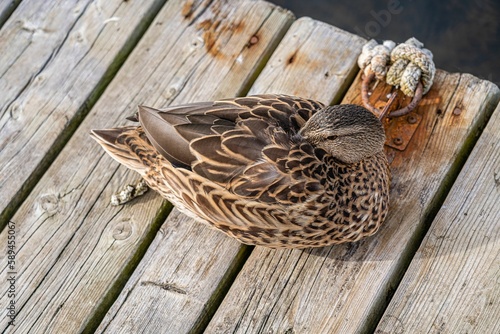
[362,71,424,119]
[372,97,422,151]
[382,112,422,150]
[362,73,424,151]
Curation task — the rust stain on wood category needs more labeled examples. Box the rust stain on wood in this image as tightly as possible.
[197,18,221,55]
[246,34,259,48]
[182,0,195,19]
[287,50,297,65]
[196,17,245,57]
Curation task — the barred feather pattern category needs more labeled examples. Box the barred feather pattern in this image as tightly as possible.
[91,94,390,248]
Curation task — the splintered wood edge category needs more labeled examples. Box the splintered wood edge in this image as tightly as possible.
[376,103,500,334]
[0,0,295,333]
[204,71,499,333]
[97,16,366,334]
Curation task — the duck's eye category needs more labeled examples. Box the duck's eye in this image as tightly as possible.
[326,135,338,140]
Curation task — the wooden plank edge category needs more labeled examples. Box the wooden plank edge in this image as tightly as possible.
[362,75,500,333]
[203,70,499,333]
[0,0,168,231]
[330,53,361,105]
[235,13,294,98]
[95,244,254,334]
[0,0,21,29]
[80,201,173,334]
[186,245,253,334]
[374,88,500,334]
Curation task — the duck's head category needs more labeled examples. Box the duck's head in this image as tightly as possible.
[299,104,385,164]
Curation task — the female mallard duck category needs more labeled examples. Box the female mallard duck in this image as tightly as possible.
[91,94,390,248]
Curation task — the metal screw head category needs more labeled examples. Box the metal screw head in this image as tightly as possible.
[249,35,259,45]
[407,115,417,124]
[393,137,403,145]
[453,107,462,116]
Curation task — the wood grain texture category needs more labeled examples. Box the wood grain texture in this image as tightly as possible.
[0,0,293,332]
[205,72,500,333]
[0,0,166,224]
[0,0,20,27]
[96,17,366,333]
[376,104,500,334]
[248,18,363,102]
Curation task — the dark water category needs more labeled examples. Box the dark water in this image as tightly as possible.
[270,0,500,87]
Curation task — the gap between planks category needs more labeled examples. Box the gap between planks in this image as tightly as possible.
[375,103,500,334]
[204,73,500,333]
[0,0,295,332]
[0,0,21,28]
[0,0,168,230]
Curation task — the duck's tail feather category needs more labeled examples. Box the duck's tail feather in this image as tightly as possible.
[90,126,156,175]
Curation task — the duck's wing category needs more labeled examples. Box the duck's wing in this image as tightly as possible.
[137,102,234,169]
[139,94,327,204]
[138,94,324,167]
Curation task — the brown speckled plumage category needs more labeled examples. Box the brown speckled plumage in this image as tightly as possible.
[91,94,390,248]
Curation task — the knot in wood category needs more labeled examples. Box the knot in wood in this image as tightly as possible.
[112,219,133,240]
[249,35,259,45]
[39,194,60,215]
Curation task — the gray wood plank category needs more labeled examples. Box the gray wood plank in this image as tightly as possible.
[0,0,166,224]
[376,103,500,334]
[0,0,20,27]
[0,0,294,332]
[96,17,366,333]
[205,70,500,333]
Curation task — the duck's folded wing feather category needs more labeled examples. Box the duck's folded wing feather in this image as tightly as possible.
[138,102,239,168]
[139,94,327,204]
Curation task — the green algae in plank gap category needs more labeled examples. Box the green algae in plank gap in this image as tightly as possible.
[376,95,500,334]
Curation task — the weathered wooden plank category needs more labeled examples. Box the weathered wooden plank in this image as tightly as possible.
[205,70,500,332]
[0,0,294,332]
[0,0,20,27]
[375,104,500,334]
[248,18,361,102]
[0,0,166,225]
[96,17,366,333]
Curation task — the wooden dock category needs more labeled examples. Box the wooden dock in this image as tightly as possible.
[1,0,499,333]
